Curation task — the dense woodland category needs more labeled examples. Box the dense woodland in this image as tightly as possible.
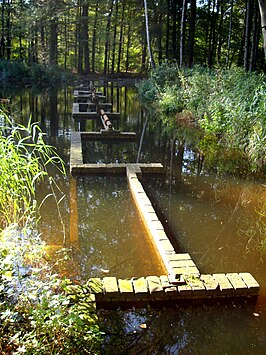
[0,0,266,75]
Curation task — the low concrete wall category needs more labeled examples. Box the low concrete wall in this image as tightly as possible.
[87,272,259,307]
[127,164,199,281]
[69,132,260,307]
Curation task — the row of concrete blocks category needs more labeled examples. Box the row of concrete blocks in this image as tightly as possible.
[70,134,165,175]
[126,164,200,281]
[125,164,260,303]
[87,273,259,304]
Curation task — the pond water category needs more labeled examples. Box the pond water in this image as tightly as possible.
[2,82,265,354]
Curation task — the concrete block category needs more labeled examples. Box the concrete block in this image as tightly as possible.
[132,277,148,295]
[239,272,260,294]
[118,279,134,294]
[168,259,196,269]
[160,275,171,288]
[103,277,119,295]
[167,253,192,261]
[143,211,159,223]
[226,273,249,294]
[146,276,164,294]
[213,273,234,295]
[149,220,165,232]
[158,239,175,254]
[170,266,199,279]
[200,274,219,292]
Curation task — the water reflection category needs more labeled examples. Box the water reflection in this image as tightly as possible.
[100,302,266,354]
[75,176,165,279]
[144,175,266,293]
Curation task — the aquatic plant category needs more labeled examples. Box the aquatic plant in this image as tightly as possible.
[0,114,65,229]
[0,113,103,353]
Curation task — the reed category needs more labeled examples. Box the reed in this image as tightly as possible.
[0,112,65,230]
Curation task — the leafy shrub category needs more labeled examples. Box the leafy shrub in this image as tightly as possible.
[138,64,266,173]
[136,79,158,103]
[0,60,29,82]
[0,60,74,87]
[150,60,180,88]
[0,226,103,354]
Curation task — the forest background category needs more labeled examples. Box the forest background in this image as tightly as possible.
[0,0,266,77]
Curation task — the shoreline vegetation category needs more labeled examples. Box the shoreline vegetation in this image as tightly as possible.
[137,63,266,176]
[0,60,145,89]
[0,118,103,353]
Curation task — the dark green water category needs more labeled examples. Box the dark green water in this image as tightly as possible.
[3,82,265,354]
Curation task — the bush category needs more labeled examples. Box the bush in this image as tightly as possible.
[0,60,74,87]
[137,64,266,173]
[0,60,29,82]
[0,226,102,354]
[0,116,103,353]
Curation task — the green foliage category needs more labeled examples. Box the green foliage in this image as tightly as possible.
[138,64,266,173]
[0,117,102,353]
[0,226,103,353]
[0,60,29,82]
[0,60,74,88]
[136,79,158,104]
[150,61,180,88]
[0,115,65,229]
[29,64,74,87]
[158,85,183,116]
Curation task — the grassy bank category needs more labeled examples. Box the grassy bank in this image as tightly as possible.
[137,63,266,175]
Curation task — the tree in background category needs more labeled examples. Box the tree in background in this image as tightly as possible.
[258,0,266,61]
[0,0,265,74]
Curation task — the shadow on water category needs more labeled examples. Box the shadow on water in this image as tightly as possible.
[3,82,266,354]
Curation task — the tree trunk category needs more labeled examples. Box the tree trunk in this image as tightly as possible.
[204,0,211,64]
[111,0,119,73]
[166,0,170,58]
[258,0,266,61]
[250,2,260,69]
[188,0,196,67]
[117,2,125,72]
[81,3,90,74]
[91,2,98,73]
[172,0,178,60]
[125,23,131,72]
[180,0,187,68]
[40,23,45,64]
[144,0,155,69]
[49,19,58,65]
[226,0,234,67]
[0,0,5,59]
[244,0,253,71]
[208,0,218,68]
[217,0,224,65]
[157,0,163,64]
[6,0,11,60]
[104,0,114,74]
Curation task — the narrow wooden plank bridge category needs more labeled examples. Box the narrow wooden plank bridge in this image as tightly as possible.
[70,83,260,308]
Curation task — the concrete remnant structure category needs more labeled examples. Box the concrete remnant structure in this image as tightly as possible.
[69,84,260,308]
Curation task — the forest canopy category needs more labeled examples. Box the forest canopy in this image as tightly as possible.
[0,0,265,76]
